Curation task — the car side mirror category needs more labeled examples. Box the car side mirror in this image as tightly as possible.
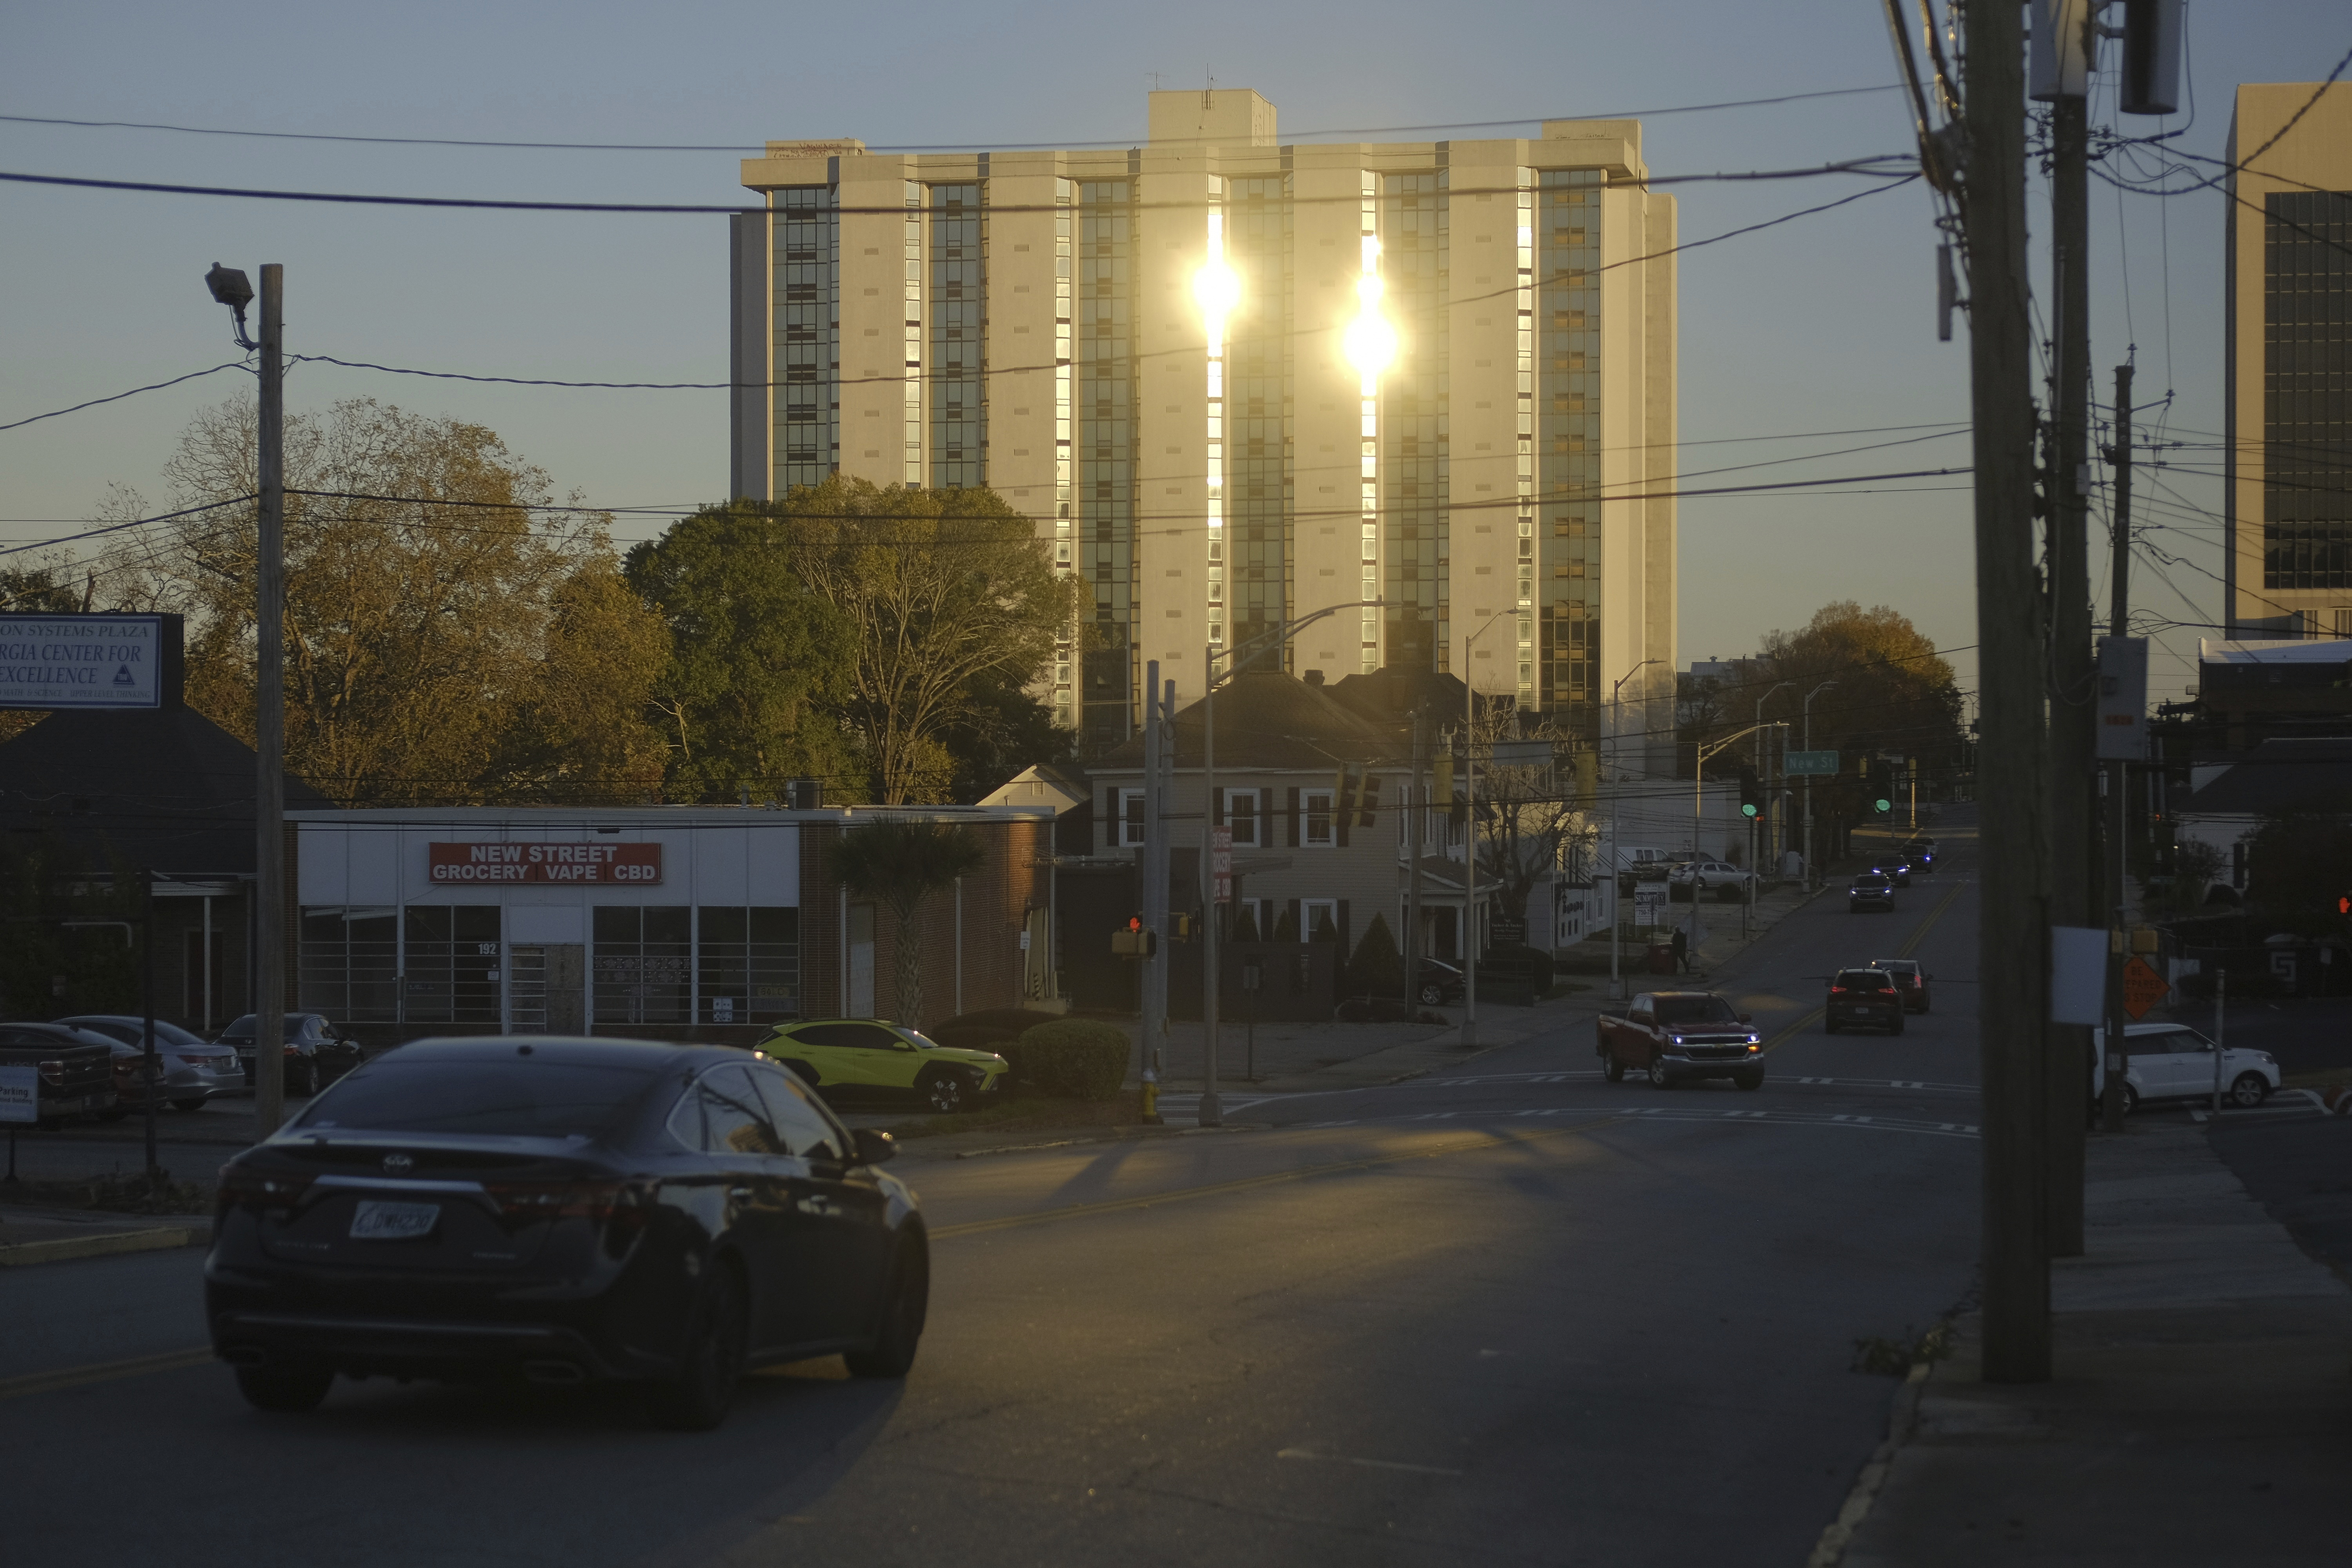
[1738,1012,1753,1024]
[852,1128,897,1165]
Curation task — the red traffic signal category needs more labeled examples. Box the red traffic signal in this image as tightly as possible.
[1128,914,1143,932]
[2338,894,2351,917]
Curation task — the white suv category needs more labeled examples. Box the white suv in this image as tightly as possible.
[2089,1022,2280,1112]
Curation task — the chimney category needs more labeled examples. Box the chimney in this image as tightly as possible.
[1304,669,1325,687]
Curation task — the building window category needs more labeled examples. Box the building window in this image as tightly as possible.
[1226,787,1260,846]
[1120,787,1147,846]
[298,906,397,1023]
[1302,899,1338,942]
[594,905,691,1027]
[1304,789,1334,847]
[402,905,502,1025]
[696,907,802,1025]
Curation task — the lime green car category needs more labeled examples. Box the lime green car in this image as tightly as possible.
[757,1019,1009,1114]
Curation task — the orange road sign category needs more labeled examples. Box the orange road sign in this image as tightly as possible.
[2122,956,2170,1020]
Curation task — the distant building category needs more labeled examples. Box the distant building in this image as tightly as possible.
[731,89,1679,771]
[2226,83,2352,638]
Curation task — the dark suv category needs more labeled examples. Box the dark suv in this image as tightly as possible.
[1825,969,1906,1034]
[1848,872,1897,912]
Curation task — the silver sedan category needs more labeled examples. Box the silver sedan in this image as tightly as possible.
[53,1015,245,1111]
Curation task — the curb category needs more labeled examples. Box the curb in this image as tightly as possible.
[1806,1359,1932,1568]
[0,1223,208,1268]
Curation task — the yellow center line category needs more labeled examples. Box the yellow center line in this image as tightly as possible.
[930,1121,1613,1242]
[0,1345,215,1404]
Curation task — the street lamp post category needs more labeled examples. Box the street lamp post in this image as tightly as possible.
[1460,610,1519,1051]
[1802,680,1839,888]
[1752,681,1793,880]
[1599,657,1662,1002]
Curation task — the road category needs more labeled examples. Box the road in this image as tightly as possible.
[1,820,1986,1567]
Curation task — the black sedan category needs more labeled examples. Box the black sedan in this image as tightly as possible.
[215,1012,366,1096]
[1415,958,1467,1006]
[1847,872,1898,912]
[206,1038,929,1429]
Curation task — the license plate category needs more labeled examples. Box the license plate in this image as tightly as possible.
[349,1199,440,1242]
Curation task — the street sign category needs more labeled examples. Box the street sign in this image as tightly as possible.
[1785,749,1839,776]
[1632,884,1666,930]
[1489,739,1553,769]
[1210,826,1233,903]
[2095,636,2149,762]
[2121,955,2171,1019]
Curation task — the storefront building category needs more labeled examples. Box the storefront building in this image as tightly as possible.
[292,806,1054,1045]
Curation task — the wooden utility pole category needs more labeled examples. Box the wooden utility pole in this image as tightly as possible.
[255,263,288,1138]
[1967,0,2052,1382]
[2046,49,2094,1259]
[2103,362,2135,1132]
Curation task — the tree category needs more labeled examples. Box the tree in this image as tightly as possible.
[1463,703,1595,945]
[778,477,1079,804]
[93,398,667,806]
[823,818,987,1027]
[0,563,91,744]
[624,502,862,802]
[1345,913,1405,998]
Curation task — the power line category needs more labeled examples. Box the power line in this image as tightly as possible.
[0,86,1906,156]
[0,158,1918,216]
[0,362,248,433]
[0,494,258,559]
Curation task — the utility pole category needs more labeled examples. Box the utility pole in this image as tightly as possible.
[2043,1,2097,1260]
[2103,362,2135,1132]
[1970,0,2053,1382]
[1201,640,1222,1128]
[1140,660,1165,1122]
[255,263,288,1139]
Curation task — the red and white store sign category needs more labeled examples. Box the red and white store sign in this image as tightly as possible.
[427,841,663,885]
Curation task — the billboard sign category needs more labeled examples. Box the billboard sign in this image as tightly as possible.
[0,613,179,710]
[428,841,663,885]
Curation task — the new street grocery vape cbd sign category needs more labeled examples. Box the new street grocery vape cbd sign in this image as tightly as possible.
[0,614,174,710]
[427,841,664,885]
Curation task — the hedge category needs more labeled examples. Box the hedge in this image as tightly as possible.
[1010,1017,1131,1101]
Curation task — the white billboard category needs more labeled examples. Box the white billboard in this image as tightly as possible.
[0,614,172,710]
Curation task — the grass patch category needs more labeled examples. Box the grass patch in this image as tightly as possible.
[878,1088,1147,1141]
[19,1171,212,1215]
[2284,1065,2352,1090]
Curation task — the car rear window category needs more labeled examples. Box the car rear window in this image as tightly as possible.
[290,1058,662,1138]
[1655,996,1738,1025]
[1838,971,1892,991]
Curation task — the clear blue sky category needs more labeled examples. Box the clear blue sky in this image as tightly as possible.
[2,1,2341,706]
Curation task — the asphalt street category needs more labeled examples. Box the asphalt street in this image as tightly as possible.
[1,828,1991,1567]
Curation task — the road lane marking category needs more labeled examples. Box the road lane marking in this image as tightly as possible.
[0,1346,214,1404]
[1894,877,1969,959]
[1278,1447,1464,1477]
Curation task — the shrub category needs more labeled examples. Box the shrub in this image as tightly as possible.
[1344,914,1405,998]
[1476,942,1555,995]
[1011,1017,1131,1101]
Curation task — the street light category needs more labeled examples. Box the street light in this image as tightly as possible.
[1608,657,1664,782]
[1461,608,1517,1051]
[1752,681,1793,875]
[1802,680,1839,888]
[1198,602,1382,1126]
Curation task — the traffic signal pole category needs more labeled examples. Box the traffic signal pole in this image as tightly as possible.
[2103,365,2134,1133]
[1140,660,1166,1123]
[1967,0,2053,1381]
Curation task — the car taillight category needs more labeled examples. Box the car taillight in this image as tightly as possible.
[485,1180,653,1252]
[37,1058,65,1086]
[216,1166,313,1218]
[1829,987,1849,996]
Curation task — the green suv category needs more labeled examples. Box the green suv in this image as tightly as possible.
[757,1019,1009,1114]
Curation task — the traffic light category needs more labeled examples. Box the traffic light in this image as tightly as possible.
[1111,914,1155,957]
[1868,760,1894,814]
[2337,892,2351,918]
[1738,767,1762,819]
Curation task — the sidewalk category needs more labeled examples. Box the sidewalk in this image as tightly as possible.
[1826,1120,2352,1566]
[0,1199,209,1268]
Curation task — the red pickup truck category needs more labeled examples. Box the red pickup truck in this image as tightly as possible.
[1596,991,1766,1091]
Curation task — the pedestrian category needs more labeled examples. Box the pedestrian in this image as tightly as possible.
[1671,924,1690,975]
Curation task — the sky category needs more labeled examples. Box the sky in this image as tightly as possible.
[2,0,2344,711]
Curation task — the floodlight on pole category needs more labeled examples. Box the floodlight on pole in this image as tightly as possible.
[205,263,256,350]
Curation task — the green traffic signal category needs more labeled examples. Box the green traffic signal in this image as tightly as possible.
[1741,804,1759,818]
[1874,798,1892,813]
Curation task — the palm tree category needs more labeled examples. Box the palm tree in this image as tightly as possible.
[823,818,986,1025]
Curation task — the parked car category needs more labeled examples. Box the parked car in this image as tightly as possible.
[206,1038,926,1426]
[216,1013,366,1096]
[1613,846,1678,881]
[2090,1023,2279,1113]
[1415,958,1466,1006]
[1867,958,1932,1013]
[1595,991,1765,1090]
[0,1023,118,1125]
[1824,968,1906,1034]
[1668,860,1758,900]
[757,1018,1008,1114]
[1848,872,1898,913]
[54,1015,242,1111]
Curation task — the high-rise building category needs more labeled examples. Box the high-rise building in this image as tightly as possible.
[731,89,1678,769]
[2226,83,2352,639]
